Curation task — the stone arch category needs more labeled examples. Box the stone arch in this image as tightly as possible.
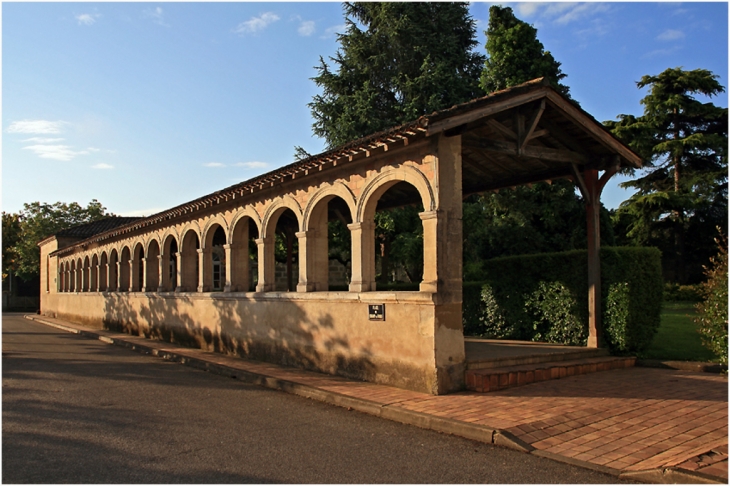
[202,215,229,248]
[230,207,261,244]
[228,207,261,292]
[108,248,119,291]
[145,239,161,291]
[161,233,179,291]
[299,183,357,292]
[99,251,108,291]
[262,196,303,239]
[201,220,228,292]
[91,253,99,291]
[180,227,201,292]
[70,260,77,292]
[356,165,435,223]
[77,257,84,291]
[179,223,201,253]
[132,241,145,291]
[302,182,357,232]
[119,245,131,291]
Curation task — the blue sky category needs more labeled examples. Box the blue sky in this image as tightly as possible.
[3,2,728,216]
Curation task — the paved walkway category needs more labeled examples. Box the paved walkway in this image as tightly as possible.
[24,314,728,483]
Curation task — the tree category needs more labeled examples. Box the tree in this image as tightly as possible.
[606,68,728,283]
[463,6,591,277]
[309,2,485,149]
[479,5,570,98]
[3,200,110,281]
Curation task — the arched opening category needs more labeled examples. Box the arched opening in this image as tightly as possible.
[146,240,160,291]
[306,195,353,291]
[132,243,144,291]
[108,249,118,291]
[202,224,227,292]
[269,208,299,292]
[230,216,259,292]
[91,254,99,291]
[180,230,200,292]
[119,246,131,291]
[369,181,425,290]
[162,236,178,291]
[83,257,90,291]
[60,262,67,292]
[69,261,76,292]
[77,258,84,291]
[99,252,108,291]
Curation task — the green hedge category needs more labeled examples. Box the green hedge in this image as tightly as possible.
[463,247,663,353]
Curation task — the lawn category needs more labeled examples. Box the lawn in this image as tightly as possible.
[641,301,717,362]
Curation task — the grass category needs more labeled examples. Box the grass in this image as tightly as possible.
[641,301,717,362]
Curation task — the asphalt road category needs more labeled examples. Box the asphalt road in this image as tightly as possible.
[3,313,627,483]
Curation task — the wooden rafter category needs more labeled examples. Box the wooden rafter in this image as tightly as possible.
[463,138,588,165]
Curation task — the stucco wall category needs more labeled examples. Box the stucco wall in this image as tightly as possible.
[41,290,464,394]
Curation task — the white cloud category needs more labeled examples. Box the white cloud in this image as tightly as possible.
[235,161,268,169]
[23,144,91,162]
[322,24,346,38]
[203,162,226,168]
[657,29,685,41]
[76,13,100,26]
[21,137,65,143]
[298,20,316,36]
[515,3,544,18]
[234,12,280,35]
[91,163,114,170]
[641,46,682,59]
[143,7,169,27]
[7,120,66,134]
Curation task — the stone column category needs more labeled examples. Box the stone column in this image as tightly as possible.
[296,230,318,292]
[140,258,148,292]
[174,252,183,292]
[157,255,165,292]
[348,221,375,292]
[223,244,237,292]
[255,237,274,292]
[197,248,210,292]
[92,262,99,292]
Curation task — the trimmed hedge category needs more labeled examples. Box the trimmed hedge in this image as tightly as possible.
[463,247,663,353]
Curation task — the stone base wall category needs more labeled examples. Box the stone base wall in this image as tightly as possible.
[41,291,464,394]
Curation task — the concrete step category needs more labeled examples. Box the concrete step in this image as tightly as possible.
[465,356,636,393]
[466,345,610,371]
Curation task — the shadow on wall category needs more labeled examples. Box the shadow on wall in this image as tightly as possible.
[101,293,394,388]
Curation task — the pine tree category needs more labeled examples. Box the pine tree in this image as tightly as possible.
[480,5,570,97]
[607,68,728,283]
[309,2,485,149]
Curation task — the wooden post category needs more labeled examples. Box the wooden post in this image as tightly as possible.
[573,159,620,348]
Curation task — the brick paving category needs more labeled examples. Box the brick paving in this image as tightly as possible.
[25,315,729,482]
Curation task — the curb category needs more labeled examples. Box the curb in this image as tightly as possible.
[620,467,725,484]
[635,359,727,374]
[22,315,728,484]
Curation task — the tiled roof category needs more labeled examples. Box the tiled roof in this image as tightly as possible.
[55,217,143,239]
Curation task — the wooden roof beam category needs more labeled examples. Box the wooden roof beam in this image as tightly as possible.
[464,138,588,165]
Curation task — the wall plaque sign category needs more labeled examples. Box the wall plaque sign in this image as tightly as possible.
[368,304,385,321]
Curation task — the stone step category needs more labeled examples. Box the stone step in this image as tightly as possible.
[466,346,609,370]
[465,356,636,393]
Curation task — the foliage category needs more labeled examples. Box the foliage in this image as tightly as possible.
[2,212,22,280]
[463,247,663,353]
[607,68,728,283]
[604,282,630,352]
[525,281,586,345]
[462,181,615,279]
[3,200,109,281]
[374,205,423,284]
[694,232,728,365]
[309,2,485,149]
[480,5,571,97]
[663,282,702,302]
